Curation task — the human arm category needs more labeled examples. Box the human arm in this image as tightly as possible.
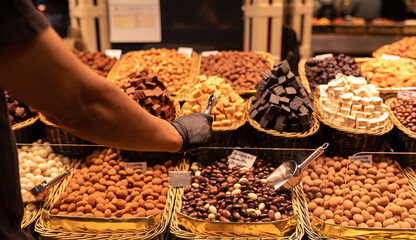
[0,27,187,152]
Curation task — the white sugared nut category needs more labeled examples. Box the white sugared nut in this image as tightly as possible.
[18,140,69,197]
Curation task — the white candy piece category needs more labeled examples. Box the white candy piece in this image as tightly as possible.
[364,105,375,114]
[352,96,361,105]
[333,118,345,126]
[356,118,367,127]
[352,104,362,112]
[361,97,372,106]
[345,116,356,128]
[364,112,373,119]
[341,108,351,116]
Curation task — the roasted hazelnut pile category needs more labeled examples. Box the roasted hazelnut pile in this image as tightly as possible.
[390,98,416,132]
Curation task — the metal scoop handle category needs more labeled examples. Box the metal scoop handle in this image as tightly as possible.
[30,168,73,196]
[203,94,216,114]
[298,143,329,170]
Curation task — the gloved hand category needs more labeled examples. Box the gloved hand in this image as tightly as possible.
[171,113,213,152]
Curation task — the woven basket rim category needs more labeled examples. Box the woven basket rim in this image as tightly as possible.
[169,157,305,240]
[314,88,394,136]
[298,58,311,94]
[12,113,39,131]
[386,97,416,140]
[39,113,57,127]
[35,157,175,239]
[246,97,320,138]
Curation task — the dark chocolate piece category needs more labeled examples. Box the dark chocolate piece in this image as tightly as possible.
[301,122,311,132]
[267,104,280,114]
[276,114,287,124]
[261,70,273,79]
[298,112,310,124]
[298,88,308,98]
[250,109,260,121]
[256,80,267,92]
[291,77,303,90]
[264,113,275,121]
[257,105,269,115]
[299,105,309,114]
[286,71,295,81]
[289,96,303,111]
[285,87,297,97]
[277,76,287,86]
[259,117,269,129]
[277,60,290,75]
[272,86,285,96]
[274,122,287,132]
[290,124,301,132]
[288,112,298,121]
[279,97,290,105]
[151,104,162,116]
[126,87,135,94]
[279,105,291,115]
[269,94,280,105]
[260,89,272,101]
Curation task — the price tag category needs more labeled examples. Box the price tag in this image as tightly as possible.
[381,54,400,60]
[228,150,257,168]
[169,171,191,187]
[315,53,333,61]
[201,50,219,57]
[105,49,122,59]
[125,162,147,172]
[348,155,373,166]
[398,90,416,99]
[178,47,193,57]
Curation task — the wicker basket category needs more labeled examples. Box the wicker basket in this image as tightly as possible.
[21,159,77,230]
[12,114,40,143]
[195,51,275,97]
[368,24,403,35]
[35,158,177,240]
[246,98,320,160]
[314,89,394,156]
[298,57,369,95]
[300,159,416,240]
[110,51,198,101]
[386,98,416,161]
[169,156,305,240]
[39,114,94,157]
[298,58,311,93]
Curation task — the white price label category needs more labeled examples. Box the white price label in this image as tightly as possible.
[105,49,122,59]
[169,171,191,187]
[315,53,333,61]
[125,162,147,172]
[381,54,400,60]
[228,150,257,168]
[201,50,219,57]
[178,47,193,57]
[349,155,373,166]
[398,90,416,99]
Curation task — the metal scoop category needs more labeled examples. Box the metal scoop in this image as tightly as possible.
[203,94,216,114]
[29,169,73,200]
[267,143,329,190]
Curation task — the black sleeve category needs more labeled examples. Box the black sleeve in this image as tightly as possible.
[0,0,49,48]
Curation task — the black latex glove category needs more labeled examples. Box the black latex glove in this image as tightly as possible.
[171,113,213,152]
